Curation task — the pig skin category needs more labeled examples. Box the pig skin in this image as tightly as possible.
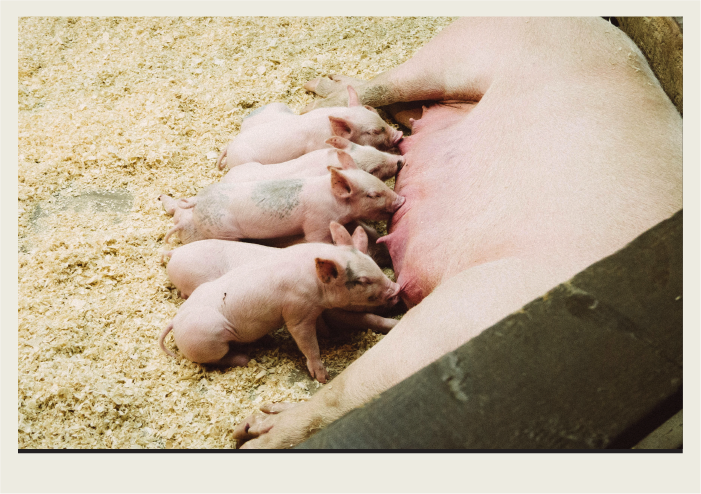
[232,18,683,449]
[161,168,405,245]
[162,236,398,334]
[160,194,392,269]
[217,86,403,169]
[159,239,401,383]
[221,137,404,184]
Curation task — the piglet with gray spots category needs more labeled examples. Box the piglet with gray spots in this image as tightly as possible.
[159,222,401,382]
[160,158,405,245]
[216,86,403,170]
[222,136,404,184]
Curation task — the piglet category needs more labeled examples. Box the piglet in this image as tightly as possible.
[158,226,401,382]
[222,137,404,184]
[162,224,398,334]
[216,86,403,170]
[162,160,406,245]
[220,219,393,270]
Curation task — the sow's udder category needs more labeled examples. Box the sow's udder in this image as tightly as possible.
[383,106,474,308]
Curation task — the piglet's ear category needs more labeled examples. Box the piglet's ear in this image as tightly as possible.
[363,105,379,114]
[315,258,340,284]
[336,151,359,171]
[329,117,353,140]
[351,226,369,254]
[329,167,353,199]
[329,221,353,246]
[347,85,361,107]
[329,116,353,140]
[325,136,351,150]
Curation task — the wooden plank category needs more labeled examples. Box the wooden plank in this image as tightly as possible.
[616,17,683,115]
[297,211,683,449]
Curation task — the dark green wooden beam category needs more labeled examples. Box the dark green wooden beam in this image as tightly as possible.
[297,210,683,449]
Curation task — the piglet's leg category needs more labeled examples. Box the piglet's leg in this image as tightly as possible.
[173,309,243,367]
[286,319,329,383]
[159,194,178,215]
[212,350,251,368]
[322,309,398,334]
[302,224,333,244]
[224,141,265,169]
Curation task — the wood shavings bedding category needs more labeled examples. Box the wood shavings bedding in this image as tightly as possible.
[18,16,455,449]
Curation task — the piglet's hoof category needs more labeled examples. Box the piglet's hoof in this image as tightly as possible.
[222,353,251,368]
[159,194,177,215]
[307,361,329,384]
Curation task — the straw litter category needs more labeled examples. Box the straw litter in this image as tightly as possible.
[18,16,455,449]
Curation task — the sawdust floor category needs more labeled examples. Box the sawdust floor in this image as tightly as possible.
[17,16,455,449]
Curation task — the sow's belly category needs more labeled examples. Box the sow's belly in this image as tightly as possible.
[383,97,682,308]
[384,103,509,307]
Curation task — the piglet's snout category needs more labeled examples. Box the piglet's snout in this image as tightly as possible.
[380,129,403,151]
[384,281,402,305]
[391,130,404,147]
[390,195,406,213]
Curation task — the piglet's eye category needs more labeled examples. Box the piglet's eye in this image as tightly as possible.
[367,192,379,198]
[358,277,370,285]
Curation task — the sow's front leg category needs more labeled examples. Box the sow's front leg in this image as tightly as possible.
[304,75,425,128]
[233,257,549,449]
[302,18,503,121]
